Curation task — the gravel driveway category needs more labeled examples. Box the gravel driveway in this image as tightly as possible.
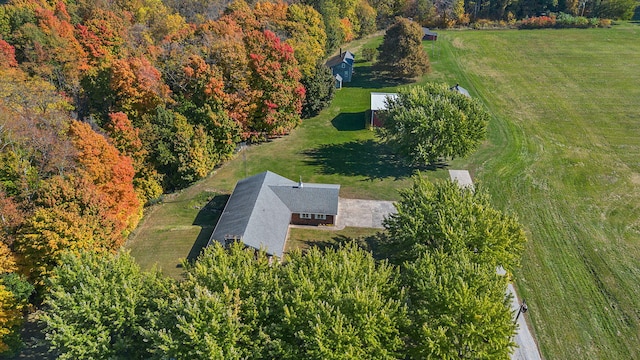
[337,198,396,229]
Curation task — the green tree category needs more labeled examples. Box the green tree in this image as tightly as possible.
[42,251,173,360]
[150,242,271,358]
[377,83,489,165]
[383,175,527,272]
[403,250,516,359]
[375,17,430,78]
[179,242,407,359]
[301,63,336,118]
[273,243,406,360]
[595,0,638,19]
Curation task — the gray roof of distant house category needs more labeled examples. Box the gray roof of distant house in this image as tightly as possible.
[422,27,438,37]
[371,92,398,111]
[325,51,355,68]
[208,171,340,257]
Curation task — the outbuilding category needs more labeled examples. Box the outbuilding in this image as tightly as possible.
[370,92,398,127]
[422,28,438,41]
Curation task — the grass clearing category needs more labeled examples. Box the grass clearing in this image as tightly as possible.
[435,24,640,359]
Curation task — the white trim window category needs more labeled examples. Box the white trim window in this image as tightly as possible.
[300,213,312,219]
[314,214,326,220]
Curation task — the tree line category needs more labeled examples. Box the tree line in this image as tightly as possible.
[0,0,338,350]
[41,175,527,359]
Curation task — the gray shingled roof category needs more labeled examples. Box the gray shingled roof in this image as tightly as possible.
[208,171,340,257]
[270,183,339,215]
[422,27,438,37]
[325,51,355,68]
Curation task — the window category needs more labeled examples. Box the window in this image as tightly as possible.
[315,214,326,220]
[300,213,311,219]
[341,63,345,68]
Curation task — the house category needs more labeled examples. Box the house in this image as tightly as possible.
[325,49,355,83]
[450,83,470,97]
[370,92,398,127]
[208,171,340,257]
[422,28,438,41]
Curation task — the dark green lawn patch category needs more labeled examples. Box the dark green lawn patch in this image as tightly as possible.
[303,140,417,180]
[330,112,367,131]
[286,227,382,253]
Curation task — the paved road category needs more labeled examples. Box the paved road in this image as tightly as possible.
[509,284,543,360]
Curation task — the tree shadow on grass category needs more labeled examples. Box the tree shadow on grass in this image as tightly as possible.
[349,65,415,89]
[304,139,438,180]
[187,194,230,262]
[331,112,367,131]
[299,234,379,253]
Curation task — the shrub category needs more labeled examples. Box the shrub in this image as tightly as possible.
[362,47,378,62]
[519,13,609,29]
[519,15,556,29]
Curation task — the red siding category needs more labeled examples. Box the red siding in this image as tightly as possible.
[291,214,335,226]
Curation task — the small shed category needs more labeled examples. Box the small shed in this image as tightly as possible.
[422,28,438,41]
[370,92,398,128]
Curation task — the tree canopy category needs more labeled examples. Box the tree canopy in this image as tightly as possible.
[383,175,527,272]
[375,17,430,78]
[377,83,489,165]
[403,250,516,359]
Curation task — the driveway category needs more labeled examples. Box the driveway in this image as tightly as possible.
[337,198,397,229]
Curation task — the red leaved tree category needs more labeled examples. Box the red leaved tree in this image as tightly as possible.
[245,29,305,137]
[68,121,141,239]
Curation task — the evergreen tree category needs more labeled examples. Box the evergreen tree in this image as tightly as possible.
[301,63,336,118]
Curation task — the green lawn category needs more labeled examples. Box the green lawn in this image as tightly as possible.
[127,24,640,359]
[434,25,640,359]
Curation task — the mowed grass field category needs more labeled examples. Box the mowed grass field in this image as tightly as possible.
[126,24,640,359]
[435,25,640,359]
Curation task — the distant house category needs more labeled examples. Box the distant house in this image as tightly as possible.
[422,28,438,41]
[370,92,398,127]
[450,83,470,97]
[208,171,340,257]
[326,49,355,83]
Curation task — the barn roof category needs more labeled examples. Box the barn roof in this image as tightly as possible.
[370,92,398,111]
[208,171,340,257]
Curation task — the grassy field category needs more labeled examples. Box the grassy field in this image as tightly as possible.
[435,25,640,359]
[127,23,640,359]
